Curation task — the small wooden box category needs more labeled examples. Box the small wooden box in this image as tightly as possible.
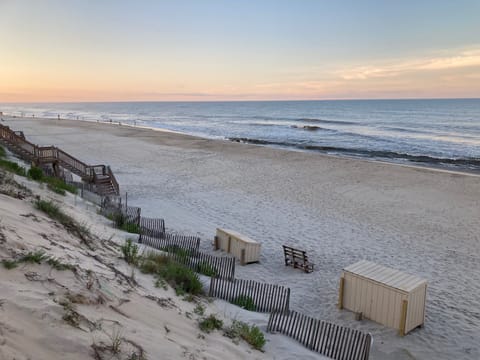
[215,228,261,265]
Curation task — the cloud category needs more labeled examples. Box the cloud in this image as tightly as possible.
[337,48,480,80]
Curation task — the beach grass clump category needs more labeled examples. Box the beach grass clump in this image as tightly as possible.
[0,145,6,158]
[120,222,141,234]
[196,261,217,277]
[45,177,77,195]
[161,245,192,260]
[121,239,139,266]
[224,320,266,351]
[193,303,205,316]
[139,252,203,296]
[158,260,203,296]
[0,159,26,176]
[27,166,77,195]
[113,212,141,234]
[35,199,92,244]
[46,257,76,271]
[139,251,169,274]
[20,250,48,264]
[35,199,69,222]
[1,259,18,269]
[27,166,43,180]
[231,295,256,311]
[198,314,223,333]
[2,251,74,271]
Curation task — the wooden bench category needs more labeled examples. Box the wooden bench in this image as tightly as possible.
[282,245,314,273]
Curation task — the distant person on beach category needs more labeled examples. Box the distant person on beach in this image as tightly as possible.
[57,114,60,120]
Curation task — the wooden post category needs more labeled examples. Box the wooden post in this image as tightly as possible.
[338,277,345,309]
[240,249,246,266]
[214,236,218,250]
[399,299,408,336]
[227,236,231,253]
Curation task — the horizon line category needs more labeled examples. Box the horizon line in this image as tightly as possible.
[1,96,480,104]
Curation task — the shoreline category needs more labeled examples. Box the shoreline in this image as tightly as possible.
[3,115,480,359]
[3,113,479,178]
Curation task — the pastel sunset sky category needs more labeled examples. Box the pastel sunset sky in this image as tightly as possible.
[1,0,479,102]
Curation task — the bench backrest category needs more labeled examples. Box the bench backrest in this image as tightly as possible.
[283,245,308,260]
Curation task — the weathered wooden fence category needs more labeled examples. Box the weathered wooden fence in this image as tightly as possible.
[267,310,372,360]
[139,217,166,240]
[209,277,290,313]
[139,233,200,253]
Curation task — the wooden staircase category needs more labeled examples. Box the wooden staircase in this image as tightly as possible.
[0,124,119,196]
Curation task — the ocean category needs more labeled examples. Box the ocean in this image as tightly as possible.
[1,99,479,172]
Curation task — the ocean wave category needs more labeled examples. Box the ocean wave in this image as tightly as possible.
[296,118,357,125]
[228,137,480,169]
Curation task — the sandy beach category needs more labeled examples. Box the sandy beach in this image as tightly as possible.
[2,115,480,359]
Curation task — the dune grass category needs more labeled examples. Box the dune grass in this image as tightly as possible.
[35,199,92,245]
[139,251,203,296]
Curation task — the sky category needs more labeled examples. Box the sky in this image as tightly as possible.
[0,0,479,102]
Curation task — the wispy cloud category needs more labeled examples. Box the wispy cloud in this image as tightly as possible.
[338,48,480,80]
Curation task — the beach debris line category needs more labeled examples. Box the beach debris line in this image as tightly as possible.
[338,260,427,336]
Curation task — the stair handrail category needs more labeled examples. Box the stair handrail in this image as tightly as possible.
[106,165,120,195]
[0,124,36,156]
[0,123,120,195]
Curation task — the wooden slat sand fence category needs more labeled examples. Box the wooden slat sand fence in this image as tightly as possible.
[140,235,236,280]
[139,233,200,254]
[267,310,372,360]
[139,217,166,240]
[209,277,290,312]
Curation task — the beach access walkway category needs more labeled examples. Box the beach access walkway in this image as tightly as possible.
[0,123,119,196]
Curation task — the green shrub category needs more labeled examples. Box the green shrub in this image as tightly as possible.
[199,314,223,333]
[231,295,256,311]
[0,145,6,158]
[121,239,139,265]
[27,166,43,180]
[0,159,26,176]
[224,320,266,351]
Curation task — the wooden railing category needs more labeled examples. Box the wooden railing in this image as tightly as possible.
[0,123,119,195]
